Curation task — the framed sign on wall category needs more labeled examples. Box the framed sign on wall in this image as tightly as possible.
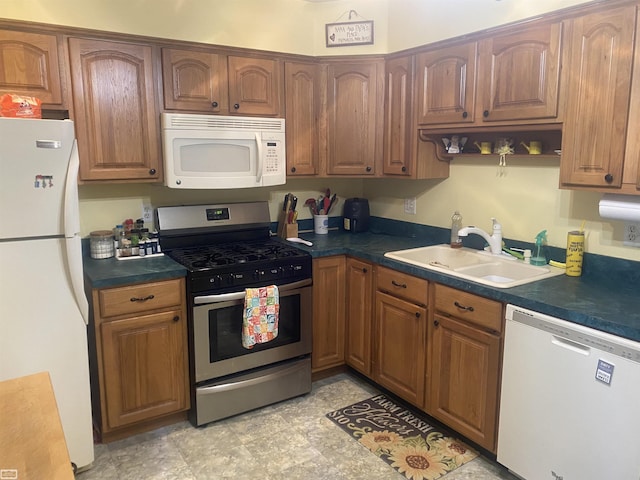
[326,19,374,47]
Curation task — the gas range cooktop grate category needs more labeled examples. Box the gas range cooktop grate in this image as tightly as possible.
[167,240,307,272]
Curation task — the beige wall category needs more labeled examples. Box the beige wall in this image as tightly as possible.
[2,0,591,55]
[4,0,639,261]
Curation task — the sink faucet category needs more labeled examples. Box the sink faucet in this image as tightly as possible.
[457,218,503,255]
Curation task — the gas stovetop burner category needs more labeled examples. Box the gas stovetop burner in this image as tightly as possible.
[167,240,307,272]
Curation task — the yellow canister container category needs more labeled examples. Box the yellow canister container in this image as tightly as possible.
[566,230,584,276]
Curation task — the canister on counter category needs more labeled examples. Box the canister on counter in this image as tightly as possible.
[90,230,115,259]
[566,230,584,276]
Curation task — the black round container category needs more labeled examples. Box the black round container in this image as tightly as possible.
[342,198,370,233]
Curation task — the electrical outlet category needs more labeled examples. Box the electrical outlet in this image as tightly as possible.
[142,203,154,225]
[404,197,417,215]
[623,222,640,247]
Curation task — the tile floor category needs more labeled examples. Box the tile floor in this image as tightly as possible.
[77,372,519,480]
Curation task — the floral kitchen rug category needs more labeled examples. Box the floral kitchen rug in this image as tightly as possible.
[326,394,477,480]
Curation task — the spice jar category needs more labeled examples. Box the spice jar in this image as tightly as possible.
[90,230,115,259]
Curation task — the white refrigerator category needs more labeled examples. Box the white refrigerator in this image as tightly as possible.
[0,117,94,470]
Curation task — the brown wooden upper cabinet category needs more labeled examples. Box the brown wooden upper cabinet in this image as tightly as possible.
[161,48,228,113]
[69,37,161,182]
[477,22,562,123]
[417,22,562,127]
[162,48,283,116]
[560,5,636,190]
[416,43,477,126]
[326,60,383,175]
[0,29,67,109]
[284,61,319,175]
[384,56,415,175]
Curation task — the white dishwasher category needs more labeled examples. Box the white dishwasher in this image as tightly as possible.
[497,304,640,480]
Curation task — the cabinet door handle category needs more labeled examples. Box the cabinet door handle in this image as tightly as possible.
[173,315,180,322]
[365,166,372,172]
[391,280,407,288]
[130,294,155,302]
[462,111,468,119]
[483,110,489,118]
[233,103,240,110]
[433,320,440,327]
[290,166,297,173]
[454,301,474,312]
[415,312,421,318]
[149,168,156,175]
[401,166,407,172]
[362,267,368,273]
[211,101,219,108]
[604,173,614,183]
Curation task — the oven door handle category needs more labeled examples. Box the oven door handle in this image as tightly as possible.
[193,278,312,305]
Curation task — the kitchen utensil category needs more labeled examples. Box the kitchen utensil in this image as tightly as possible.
[304,198,318,215]
[286,237,313,246]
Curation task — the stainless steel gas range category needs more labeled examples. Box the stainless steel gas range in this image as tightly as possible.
[156,202,312,426]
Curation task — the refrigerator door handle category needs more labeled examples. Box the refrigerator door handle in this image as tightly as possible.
[66,234,89,324]
[64,139,81,237]
[64,139,89,324]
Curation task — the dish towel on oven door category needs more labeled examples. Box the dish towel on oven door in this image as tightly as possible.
[242,285,279,349]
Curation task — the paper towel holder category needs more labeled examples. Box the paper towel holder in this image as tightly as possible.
[598,194,640,223]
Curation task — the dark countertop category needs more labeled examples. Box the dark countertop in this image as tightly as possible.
[286,228,640,343]
[82,225,640,342]
[83,254,187,289]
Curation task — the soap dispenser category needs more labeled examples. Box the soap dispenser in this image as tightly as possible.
[531,230,548,266]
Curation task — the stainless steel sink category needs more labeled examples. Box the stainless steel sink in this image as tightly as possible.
[384,244,564,288]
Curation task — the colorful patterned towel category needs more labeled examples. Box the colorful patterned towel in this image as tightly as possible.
[242,285,279,349]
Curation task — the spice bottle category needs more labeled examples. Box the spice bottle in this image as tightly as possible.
[450,211,463,248]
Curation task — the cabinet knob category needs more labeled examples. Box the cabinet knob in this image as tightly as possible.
[130,294,155,303]
[462,111,468,119]
[290,167,296,173]
[604,173,614,183]
[454,301,474,312]
[211,101,219,108]
[391,280,407,289]
[173,316,180,322]
[401,166,407,172]
[415,312,421,318]
[149,169,156,175]
[483,110,489,118]
[433,320,439,327]
[362,267,368,273]
[366,166,372,172]
[233,103,240,110]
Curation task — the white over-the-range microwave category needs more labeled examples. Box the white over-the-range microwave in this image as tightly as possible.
[161,113,286,189]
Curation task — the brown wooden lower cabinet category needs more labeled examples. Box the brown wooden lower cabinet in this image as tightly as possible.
[311,256,346,372]
[374,290,427,407]
[345,257,373,375]
[90,277,190,441]
[373,266,428,407]
[427,283,503,452]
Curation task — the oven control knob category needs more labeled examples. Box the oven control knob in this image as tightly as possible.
[254,269,265,280]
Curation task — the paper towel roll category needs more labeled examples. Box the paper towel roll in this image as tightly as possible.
[599,194,640,222]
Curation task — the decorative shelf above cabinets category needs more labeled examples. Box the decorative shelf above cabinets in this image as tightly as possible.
[419,126,562,163]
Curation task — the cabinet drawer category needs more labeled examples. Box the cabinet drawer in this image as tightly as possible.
[98,278,184,318]
[376,266,428,305]
[434,284,502,332]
